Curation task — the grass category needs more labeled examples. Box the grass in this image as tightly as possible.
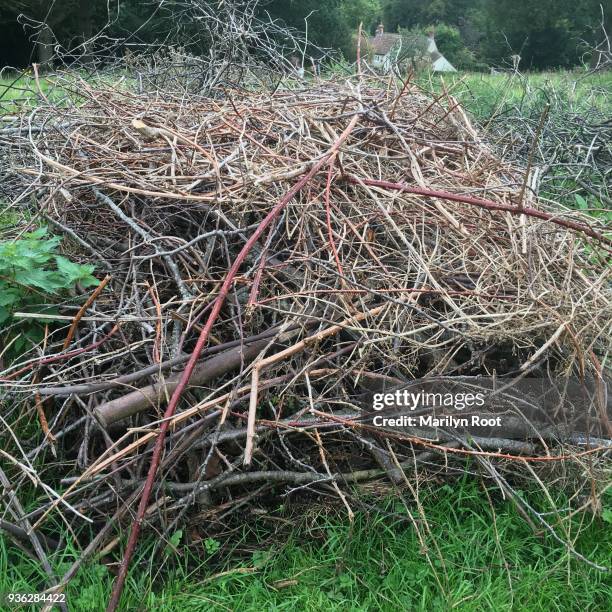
[420,70,612,120]
[0,70,123,115]
[1,481,610,611]
[0,72,51,114]
[3,67,611,118]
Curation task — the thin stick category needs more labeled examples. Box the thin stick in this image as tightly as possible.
[244,367,259,464]
[35,391,56,445]
[324,157,343,275]
[517,104,550,210]
[357,22,363,80]
[63,275,111,350]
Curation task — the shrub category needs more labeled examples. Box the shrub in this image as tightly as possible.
[0,228,98,360]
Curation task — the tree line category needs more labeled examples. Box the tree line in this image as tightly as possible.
[0,0,608,71]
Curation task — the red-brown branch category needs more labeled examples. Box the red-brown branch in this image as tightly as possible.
[348,177,612,249]
[106,114,360,612]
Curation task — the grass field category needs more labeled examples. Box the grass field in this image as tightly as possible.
[0,71,50,114]
[1,481,610,611]
[425,70,612,119]
[422,70,611,222]
[2,67,611,116]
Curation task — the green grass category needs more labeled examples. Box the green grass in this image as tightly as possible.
[0,72,51,114]
[0,70,121,115]
[2,481,610,611]
[420,70,612,120]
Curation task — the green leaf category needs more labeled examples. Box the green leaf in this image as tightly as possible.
[0,289,20,307]
[55,256,99,287]
[13,268,65,292]
[0,228,98,365]
[204,537,221,555]
[164,529,183,556]
[24,327,44,346]
[0,306,10,324]
[169,529,183,548]
[24,227,48,240]
[55,256,88,281]
[574,194,588,210]
[13,335,26,353]
[79,272,101,289]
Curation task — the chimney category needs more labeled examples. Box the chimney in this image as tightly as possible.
[376,23,384,37]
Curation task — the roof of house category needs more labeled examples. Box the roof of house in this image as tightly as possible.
[365,25,457,72]
[369,32,401,56]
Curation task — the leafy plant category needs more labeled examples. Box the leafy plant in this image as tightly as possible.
[204,537,221,555]
[0,227,98,360]
[164,529,184,557]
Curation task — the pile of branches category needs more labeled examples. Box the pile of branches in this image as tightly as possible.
[1,72,611,601]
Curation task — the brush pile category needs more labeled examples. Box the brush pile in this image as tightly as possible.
[1,73,611,580]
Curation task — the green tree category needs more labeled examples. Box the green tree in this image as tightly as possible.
[430,23,478,69]
[481,0,601,68]
[382,0,475,31]
[341,0,382,32]
[263,0,354,57]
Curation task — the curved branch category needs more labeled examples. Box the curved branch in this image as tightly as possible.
[347,176,612,249]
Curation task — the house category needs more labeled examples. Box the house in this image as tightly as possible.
[369,24,403,72]
[367,24,457,73]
